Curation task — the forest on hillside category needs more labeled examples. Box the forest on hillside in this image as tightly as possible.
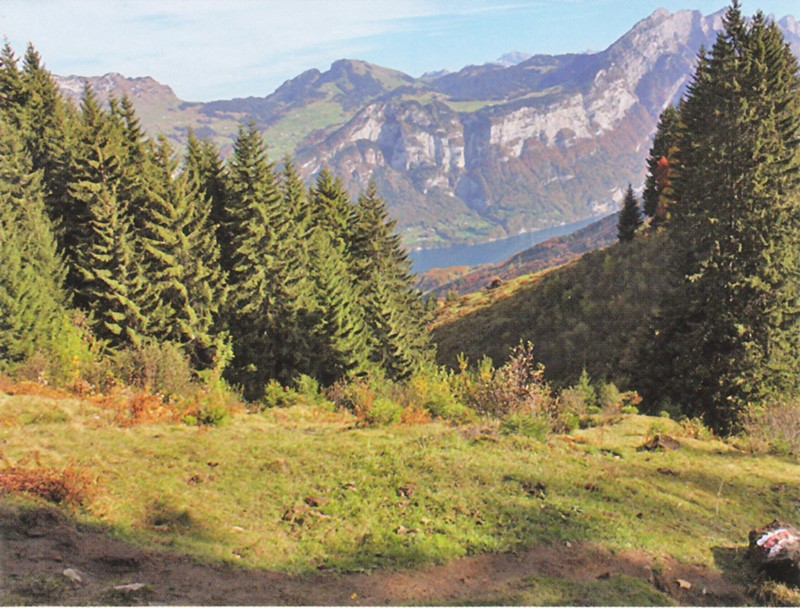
[2,1,800,444]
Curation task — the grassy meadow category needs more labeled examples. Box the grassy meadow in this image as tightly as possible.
[2,385,800,604]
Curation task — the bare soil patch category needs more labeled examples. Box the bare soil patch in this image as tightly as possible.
[1,502,751,605]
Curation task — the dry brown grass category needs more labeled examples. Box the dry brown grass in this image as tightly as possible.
[0,463,98,506]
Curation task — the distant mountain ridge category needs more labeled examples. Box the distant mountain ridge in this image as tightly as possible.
[54,8,800,249]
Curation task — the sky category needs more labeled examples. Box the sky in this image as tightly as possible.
[1,0,798,102]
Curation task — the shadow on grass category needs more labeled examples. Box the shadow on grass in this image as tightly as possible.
[1,497,743,606]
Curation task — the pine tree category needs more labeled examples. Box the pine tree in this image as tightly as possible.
[651,2,800,431]
[0,117,69,365]
[68,84,150,348]
[617,184,643,243]
[184,129,228,240]
[642,104,682,223]
[309,168,352,245]
[113,95,157,233]
[140,136,228,370]
[0,43,24,120]
[348,181,431,377]
[222,121,304,396]
[305,226,372,384]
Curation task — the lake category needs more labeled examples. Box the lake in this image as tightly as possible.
[407,215,606,273]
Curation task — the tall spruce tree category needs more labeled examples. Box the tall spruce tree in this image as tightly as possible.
[642,104,683,223]
[184,129,228,240]
[141,136,228,370]
[0,117,69,365]
[348,181,431,377]
[617,184,643,243]
[68,84,150,348]
[305,226,372,384]
[651,2,800,431]
[309,169,352,245]
[223,121,304,396]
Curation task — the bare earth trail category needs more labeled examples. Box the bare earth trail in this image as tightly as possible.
[2,504,751,605]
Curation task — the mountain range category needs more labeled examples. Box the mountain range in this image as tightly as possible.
[54,8,800,249]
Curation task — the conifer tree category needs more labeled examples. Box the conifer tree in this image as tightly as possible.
[348,181,431,377]
[0,43,24,121]
[222,121,302,396]
[184,129,228,239]
[141,136,228,370]
[651,2,800,431]
[305,226,372,384]
[0,117,69,364]
[642,104,682,223]
[112,95,157,233]
[617,184,643,243]
[68,84,150,348]
[309,168,352,245]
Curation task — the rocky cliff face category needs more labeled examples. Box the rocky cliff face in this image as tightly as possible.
[54,72,181,106]
[55,8,799,248]
[294,8,744,247]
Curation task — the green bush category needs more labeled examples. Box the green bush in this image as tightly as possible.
[597,381,623,412]
[262,379,301,409]
[559,369,597,415]
[500,412,550,441]
[460,342,552,418]
[364,397,403,426]
[114,340,194,400]
[293,374,334,409]
[184,403,230,427]
[406,366,466,421]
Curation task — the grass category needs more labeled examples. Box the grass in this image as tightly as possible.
[453,574,674,606]
[2,391,800,602]
[262,99,350,160]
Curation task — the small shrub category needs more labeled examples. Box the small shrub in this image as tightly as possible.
[406,366,466,421]
[262,379,301,409]
[293,374,334,409]
[179,371,240,426]
[679,416,713,440]
[95,387,187,426]
[645,420,669,442]
[400,404,432,425]
[741,403,800,455]
[114,341,194,400]
[327,377,376,420]
[553,412,581,434]
[621,404,639,415]
[363,397,403,426]
[0,464,98,506]
[500,412,549,441]
[193,403,230,427]
[597,382,624,412]
[461,342,552,418]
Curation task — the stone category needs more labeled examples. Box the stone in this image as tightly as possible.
[749,520,800,587]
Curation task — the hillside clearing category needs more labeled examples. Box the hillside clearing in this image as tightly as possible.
[2,390,799,604]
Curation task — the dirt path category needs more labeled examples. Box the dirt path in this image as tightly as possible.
[1,503,751,605]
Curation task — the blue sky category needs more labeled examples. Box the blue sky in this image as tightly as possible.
[1,0,797,102]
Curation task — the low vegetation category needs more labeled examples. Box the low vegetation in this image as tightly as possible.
[2,378,799,604]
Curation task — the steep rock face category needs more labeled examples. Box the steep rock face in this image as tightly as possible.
[54,73,181,106]
[290,10,736,246]
[297,9,730,246]
[54,9,800,248]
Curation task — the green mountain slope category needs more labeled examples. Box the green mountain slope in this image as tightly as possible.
[432,230,668,389]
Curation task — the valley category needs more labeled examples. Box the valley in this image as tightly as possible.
[3,2,800,606]
[55,9,800,248]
